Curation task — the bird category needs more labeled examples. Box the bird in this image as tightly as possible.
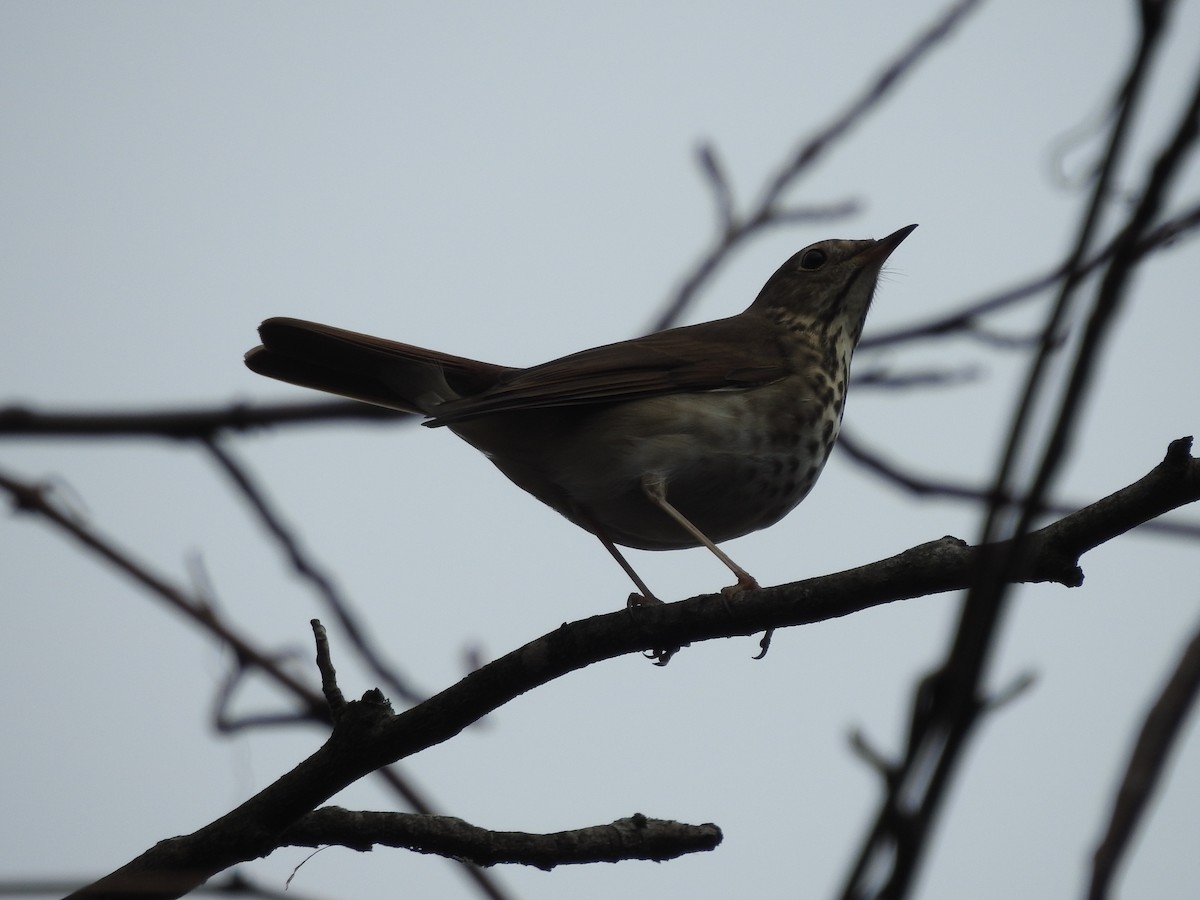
[246,225,915,608]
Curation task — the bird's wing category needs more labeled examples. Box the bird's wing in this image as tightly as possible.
[428,314,789,425]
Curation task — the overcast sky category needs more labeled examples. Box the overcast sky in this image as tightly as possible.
[3,3,1199,899]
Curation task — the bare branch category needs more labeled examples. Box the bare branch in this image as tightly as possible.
[204,437,425,704]
[57,438,1200,899]
[850,366,980,391]
[0,466,511,900]
[648,0,984,332]
[311,620,346,716]
[0,398,408,439]
[858,202,1200,351]
[839,6,1195,893]
[280,807,721,869]
[0,469,325,720]
[1088,617,1200,900]
[0,871,326,899]
[837,429,1200,540]
[695,142,735,233]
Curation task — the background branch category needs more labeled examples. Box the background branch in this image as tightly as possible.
[1088,616,1200,900]
[647,0,983,332]
[839,5,1197,893]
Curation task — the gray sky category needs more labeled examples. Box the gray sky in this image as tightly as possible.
[2,2,1199,898]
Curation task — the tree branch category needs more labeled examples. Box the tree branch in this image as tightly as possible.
[857,203,1200,351]
[839,5,1194,892]
[53,437,1199,899]
[1088,616,1200,900]
[279,807,722,869]
[837,428,1200,540]
[204,437,426,704]
[0,398,407,439]
[0,468,509,900]
[648,0,983,332]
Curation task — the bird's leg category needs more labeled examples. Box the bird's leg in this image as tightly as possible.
[587,521,662,606]
[589,525,689,665]
[640,473,760,596]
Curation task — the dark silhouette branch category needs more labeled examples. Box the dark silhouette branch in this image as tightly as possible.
[1088,616,1200,900]
[0,467,511,900]
[837,428,1200,540]
[44,437,1199,899]
[0,469,326,719]
[0,871,326,899]
[850,366,981,390]
[839,4,1195,894]
[0,398,408,439]
[279,807,722,869]
[857,202,1200,351]
[648,0,983,333]
[204,437,426,705]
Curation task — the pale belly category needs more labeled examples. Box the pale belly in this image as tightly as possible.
[541,388,842,550]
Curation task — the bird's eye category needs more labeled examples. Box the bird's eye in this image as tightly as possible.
[799,249,827,270]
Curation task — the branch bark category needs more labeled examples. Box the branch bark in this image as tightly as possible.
[279,808,721,869]
[44,437,1197,899]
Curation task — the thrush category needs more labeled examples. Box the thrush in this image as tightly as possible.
[246,225,915,607]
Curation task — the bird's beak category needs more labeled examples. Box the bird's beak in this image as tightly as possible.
[865,224,918,261]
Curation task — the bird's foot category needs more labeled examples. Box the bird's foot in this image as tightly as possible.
[720,573,761,598]
[627,591,664,608]
[623,593,681,665]
[714,575,772,660]
[752,628,775,660]
[647,645,684,666]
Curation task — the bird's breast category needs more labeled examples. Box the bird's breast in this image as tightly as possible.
[549,373,847,549]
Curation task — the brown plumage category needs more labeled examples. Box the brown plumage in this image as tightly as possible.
[246,225,915,602]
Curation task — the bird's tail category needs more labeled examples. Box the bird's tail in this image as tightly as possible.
[245,317,513,414]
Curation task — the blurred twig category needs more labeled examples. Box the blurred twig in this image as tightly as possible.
[648,0,984,333]
[0,870,327,899]
[838,3,1196,896]
[0,465,513,900]
[1088,616,1200,900]
[837,428,1200,540]
[858,202,1200,351]
[204,437,425,704]
[0,398,407,438]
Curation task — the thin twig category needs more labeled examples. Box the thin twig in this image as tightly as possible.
[837,429,1200,540]
[838,7,1187,896]
[858,202,1200,351]
[648,0,985,333]
[204,437,425,704]
[0,397,410,438]
[0,465,513,900]
[311,620,347,716]
[1087,616,1200,900]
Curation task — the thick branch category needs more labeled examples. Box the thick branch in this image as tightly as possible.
[57,438,1199,898]
[280,808,721,869]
